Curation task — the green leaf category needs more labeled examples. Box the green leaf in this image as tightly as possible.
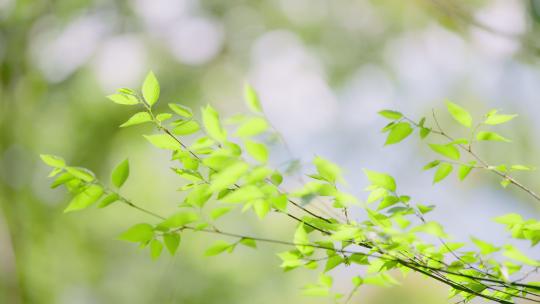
[210,207,233,220]
[143,134,182,150]
[163,233,181,255]
[363,169,396,192]
[202,105,227,142]
[294,223,314,256]
[511,165,533,171]
[302,284,329,297]
[111,159,129,188]
[244,83,263,113]
[40,154,66,168]
[428,143,460,160]
[98,193,119,208]
[476,131,511,142]
[66,167,95,182]
[107,93,139,105]
[493,213,523,225]
[209,162,249,192]
[142,71,160,106]
[377,196,400,210]
[239,238,257,248]
[168,103,193,118]
[172,120,200,135]
[314,156,342,183]
[253,199,271,219]
[352,276,363,287]
[270,194,287,212]
[471,237,499,255]
[378,110,403,120]
[331,226,363,241]
[172,168,203,182]
[433,163,452,184]
[150,239,163,260]
[159,211,199,229]
[412,221,447,237]
[156,113,172,122]
[119,223,154,243]
[420,127,431,139]
[325,255,344,272]
[423,160,441,170]
[50,172,73,188]
[222,185,264,203]
[503,245,540,266]
[64,184,104,212]
[236,117,268,137]
[446,101,472,128]
[185,184,212,207]
[120,112,152,127]
[458,162,475,181]
[385,122,413,145]
[245,140,269,163]
[484,112,517,125]
[205,240,232,256]
[417,204,435,214]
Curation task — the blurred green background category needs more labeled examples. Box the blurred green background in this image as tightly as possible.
[2,0,540,303]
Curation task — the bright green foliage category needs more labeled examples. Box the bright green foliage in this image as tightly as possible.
[119,223,154,243]
[503,245,540,266]
[107,93,139,105]
[378,110,403,120]
[458,162,475,181]
[64,184,104,212]
[202,105,227,142]
[143,134,182,150]
[99,193,119,208]
[484,111,517,125]
[159,211,199,229]
[385,122,413,145]
[111,159,129,188]
[142,71,160,106]
[205,240,233,256]
[245,140,268,163]
[163,233,181,255]
[40,154,66,167]
[41,72,540,304]
[150,239,163,259]
[168,103,193,118]
[428,143,460,160]
[433,163,452,183]
[363,169,396,191]
[244,83,263,113]
[172,120,200,135]
[294,223,314,256]
[236,117,268,137]
[446,101,472,128]
[120,112,152,127]
[210,207,233,220]
[471,237,499,255]
[313,156,342,183]
[476,131,511,142]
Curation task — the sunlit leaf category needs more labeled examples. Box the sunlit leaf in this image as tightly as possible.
[446,101,472,128]
[111,159,129,188]
[428,143,460,160]
[142,71,160,106]
[244,83,263,113]
[119,223,154,243]
[64,184,104,212]
[385,122,413,145]
[476,131,511,142]
[168,103,193,118]
[433,163,452,184]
